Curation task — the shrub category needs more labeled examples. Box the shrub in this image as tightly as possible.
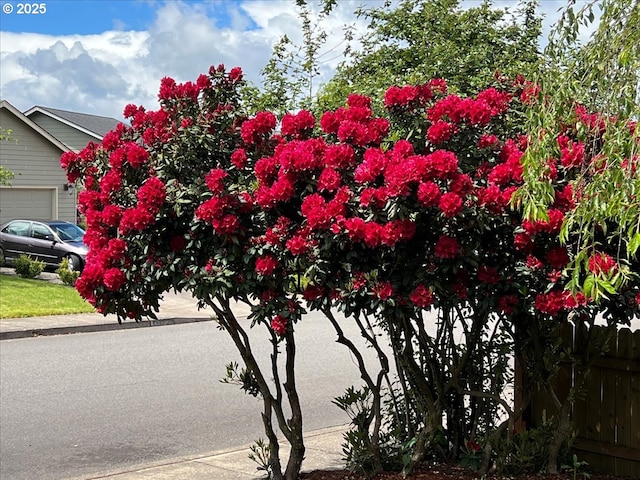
[56,258,80,286]
[14,254,45,279]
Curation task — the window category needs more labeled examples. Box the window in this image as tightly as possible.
[31,223,52,240]
[3,221,30,237]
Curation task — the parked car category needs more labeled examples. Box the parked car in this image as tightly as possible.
[0,219,88,271]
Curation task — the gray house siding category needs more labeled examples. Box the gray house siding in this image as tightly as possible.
[0,106,74,224]
[28,112,98,152]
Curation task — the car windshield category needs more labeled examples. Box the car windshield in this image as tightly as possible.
[52,223,85,242]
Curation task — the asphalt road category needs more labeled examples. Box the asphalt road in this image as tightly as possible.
[0,312,383,480]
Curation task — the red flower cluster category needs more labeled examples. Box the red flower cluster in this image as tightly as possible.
[588,252,617,275]
[410,285,434,307]
[241,111,277,146]
[255,255,278,276]
[534,290,587,316]
[281,110,316,139]
[270,315,288,336]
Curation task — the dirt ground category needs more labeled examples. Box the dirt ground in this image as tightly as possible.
[300,463,636,480]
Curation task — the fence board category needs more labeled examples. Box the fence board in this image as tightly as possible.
[528,323,640,476]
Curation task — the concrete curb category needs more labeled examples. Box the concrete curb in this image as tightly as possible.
[0,316,216,340]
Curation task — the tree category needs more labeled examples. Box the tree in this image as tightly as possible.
[242,0,340,118]
[0,128,16,186]
[315,0,542,113]
[515,0,640,298]
[63,65,639,479]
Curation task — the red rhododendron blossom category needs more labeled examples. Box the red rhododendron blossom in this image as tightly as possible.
[363,222,382,248]
[438,192,463,217]
[449,173,473,196]
[534,290,587,316]
[107,238,127,260]
[477,266,500,284]
[427,120,457,144]
[344,106,372,123]
[255,255,278,276]
[534,291,565,316]
[120,207,155,234]
[231,148,248,169]
[211,214,240,235]
[241,111,277,145]
[365,117,391,145]
[205,168,228,194]
[427,95,464,123]
[337,120,369,146]
[384,85,419,110]
[588,252,617,275]
[410,285,434,307]
[426,150,459,180]
[195,196,227,222]
[351,272,367,290]
[477,134,500,150]
[101,204,123,227]
[324,144,356,169]
[554,184,576,211]
[228,66,243,82]
[354,148,388,183]
[317,167,342,192]
[281,110,316,138]
[558,135,585,168]
[103,267,126,292]
[526,255,543,270]
[136,177,166,210]
[477,185,507,214]
[524,209,564,235]
[417,182,441,207]
[319,111,341,134]
[435,235,460,259]
[301,194,331,230]
[347,94,372,109]
[373,281,394,300]
[465,99,493,125]
[514,232,535,253]
[254,156,278,184]
[286,235,309,255]
[475,87,512,115]
[270,315,288,336]
[99,170,123,196]
[125,142,149,168]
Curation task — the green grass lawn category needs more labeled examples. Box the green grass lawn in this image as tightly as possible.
[0,274,95,319]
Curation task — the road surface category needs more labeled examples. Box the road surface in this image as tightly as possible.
[0,312,382,480]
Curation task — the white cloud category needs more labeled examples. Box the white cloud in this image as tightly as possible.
[0,0,577,121]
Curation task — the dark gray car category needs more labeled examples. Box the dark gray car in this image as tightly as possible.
[0,219,88,271]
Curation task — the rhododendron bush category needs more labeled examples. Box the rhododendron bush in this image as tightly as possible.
[62,66,639,478]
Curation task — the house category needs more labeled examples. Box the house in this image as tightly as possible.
[0,101,123,224]
[24,105,122,153]
[0,100,75,224]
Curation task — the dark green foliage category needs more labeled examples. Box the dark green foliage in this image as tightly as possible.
[14,254,44,279]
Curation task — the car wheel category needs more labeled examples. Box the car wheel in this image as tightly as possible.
[0,247,5,266]
[66,254,82,272]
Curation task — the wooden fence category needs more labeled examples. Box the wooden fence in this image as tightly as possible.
[527,323,640,476]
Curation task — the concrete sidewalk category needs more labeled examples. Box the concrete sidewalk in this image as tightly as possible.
[63,425,347,480]
[0,269,350,479]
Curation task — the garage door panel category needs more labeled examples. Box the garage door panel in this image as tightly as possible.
[0,188,55,224]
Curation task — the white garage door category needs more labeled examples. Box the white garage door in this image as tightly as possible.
[0,188,56,224]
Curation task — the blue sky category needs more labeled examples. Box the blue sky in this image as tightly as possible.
[1,1,258,35]
[0,0,570,120]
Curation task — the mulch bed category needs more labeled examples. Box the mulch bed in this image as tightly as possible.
[300,463,635,480]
